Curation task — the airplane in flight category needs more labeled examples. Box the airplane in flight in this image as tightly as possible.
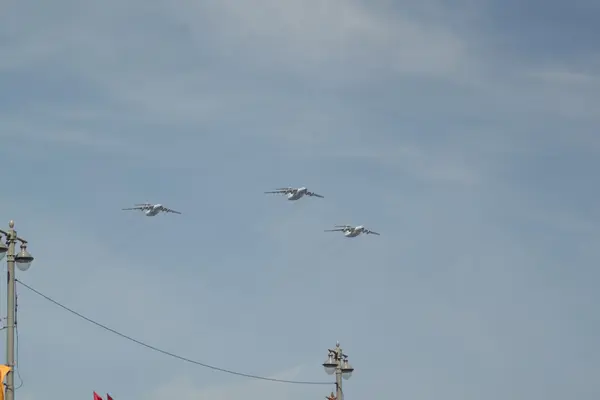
[264,187,324,201]
[325,225,380,238]
[122,203,181,216]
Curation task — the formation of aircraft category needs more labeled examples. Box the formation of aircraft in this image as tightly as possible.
[264,186,324,201]
[123,186,378,238]
[122,203,181,216]
[264,186,379,238]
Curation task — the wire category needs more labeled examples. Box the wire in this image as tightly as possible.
[1,262,3,328]
[14,325,23,390]
[14,287,24,390]
[16,279,333,385]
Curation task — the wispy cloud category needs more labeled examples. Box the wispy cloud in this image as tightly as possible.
[3,0,598,161]
[173,0,468,78]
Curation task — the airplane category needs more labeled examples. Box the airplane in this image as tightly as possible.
[324,225,380,238]
[264,187,324,201]
[122,203,181,216]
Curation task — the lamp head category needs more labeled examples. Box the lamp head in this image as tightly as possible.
[323,353,336,375]
[341,358,353,380]
[15,243,33,271]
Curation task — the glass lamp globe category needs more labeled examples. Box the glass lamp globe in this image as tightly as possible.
[15,246,34,272]
[323,354,336,375]
[341,359,353,380]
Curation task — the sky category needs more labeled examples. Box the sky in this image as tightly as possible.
[1,0,599,399]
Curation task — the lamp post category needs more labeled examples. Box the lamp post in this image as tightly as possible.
[322,342,354,400]
[0,221,34,400]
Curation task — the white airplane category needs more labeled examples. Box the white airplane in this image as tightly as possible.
[264,187,324,201]
[122,203,181,216]
[325,225,380,238]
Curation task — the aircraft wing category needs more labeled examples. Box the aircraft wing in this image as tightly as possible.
[307,191,324,198]
[325,228,346,232]
[162,207,181,214]
[122,206,148,211]
[265,188,295,194]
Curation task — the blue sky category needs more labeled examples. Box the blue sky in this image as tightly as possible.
[1,0,599,399]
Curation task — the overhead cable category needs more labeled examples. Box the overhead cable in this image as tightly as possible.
[16,279,332,385]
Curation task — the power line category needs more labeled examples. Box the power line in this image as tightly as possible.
[16,279,333,385]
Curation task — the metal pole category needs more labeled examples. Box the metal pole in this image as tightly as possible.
[335,344,344,400]
[5,222,16,400]
[335,360,342,400]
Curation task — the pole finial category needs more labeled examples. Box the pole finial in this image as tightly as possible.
[8,220,14,229]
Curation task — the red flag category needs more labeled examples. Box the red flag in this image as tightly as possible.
[93,392,103,400]
[107,395,113,400]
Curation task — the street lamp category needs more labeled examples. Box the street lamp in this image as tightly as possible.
[0,220,34,400]
[322,342,354,400]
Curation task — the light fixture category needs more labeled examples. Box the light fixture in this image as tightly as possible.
[341,359,353,379]
[0,238,7,261]
[323,354,336,375]
[15,244,33,272]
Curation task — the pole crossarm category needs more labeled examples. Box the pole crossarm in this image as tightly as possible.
[0,229,28,244]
